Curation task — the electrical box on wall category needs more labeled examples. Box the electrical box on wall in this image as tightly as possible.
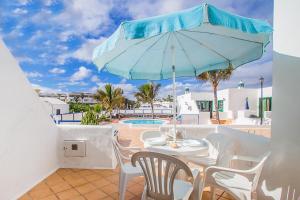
[64,140,86,157]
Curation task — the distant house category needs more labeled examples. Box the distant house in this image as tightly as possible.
[177,86,272,124]
[67,92,97,104]
[40,97,69,115]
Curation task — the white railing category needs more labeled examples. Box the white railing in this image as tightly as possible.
[118,108,173,115]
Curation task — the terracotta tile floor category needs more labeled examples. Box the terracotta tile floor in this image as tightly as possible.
[19,125,237,200]
[19,167,234,200]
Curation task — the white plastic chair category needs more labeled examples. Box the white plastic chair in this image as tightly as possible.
[131,151,196,200]
[112,136,143,200]
[140,130,164,143]
[185,133,235,168]
[204,152,270,200]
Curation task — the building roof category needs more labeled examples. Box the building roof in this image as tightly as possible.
[40,97,67,105]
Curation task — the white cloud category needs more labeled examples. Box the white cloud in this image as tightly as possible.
[18,0,31,5]
[91,75,100,83]
[16,56,34,63]
[70,66,91,82]
[94,81,138,100]
[25,71,43,78]
[219,60,273,89]
[72,37,106,62]
[125,0,270,22]
[120,78,127,84]
[53,0,113,39]
[44,0,54,6]
[88,86,99,93]
[114,83,137,99]
[57,37,106,64]
[126,0,226,19]
[160,81,200,98]
[27,30,43,44]
[13,8,28,15]
[49,67,66,74]
[31,83,63,94]
[4,28,24,39]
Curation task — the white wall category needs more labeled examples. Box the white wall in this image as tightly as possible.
[259,1,300,199]
[42,101,70,115]
[218,89,230,112]
[58,125,117,169]
[177,93,200,115]
[263,86,272,98]
[190,92,214,101]
[0,39,59,200]
[227,88,258,118]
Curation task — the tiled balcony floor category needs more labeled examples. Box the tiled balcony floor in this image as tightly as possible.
[18,125,249,200]
[19,168,234,200]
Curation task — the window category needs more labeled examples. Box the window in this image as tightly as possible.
[218,100,224,112]
[56,109,61,115]
[259,97,272,117]
[196,101,212,112]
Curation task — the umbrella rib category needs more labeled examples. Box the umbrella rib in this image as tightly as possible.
[129,33,168,78]
[173,32,197,76]
[182,30,263,45]
[103,34,163,70]
[160,33,171,79]
[177,31,230,62]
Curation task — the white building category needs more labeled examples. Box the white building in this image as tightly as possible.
[139,101,172,109]
[177,86,272,124]
[67,92,97,104]
[40,97,69,115]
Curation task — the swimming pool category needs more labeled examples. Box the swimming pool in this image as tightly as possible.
[121,119,166,125]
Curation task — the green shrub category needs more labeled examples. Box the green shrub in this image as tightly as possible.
[93,104,102,113]
[99,114,111,122]
[81,109,99,125]
[69,102,91,113]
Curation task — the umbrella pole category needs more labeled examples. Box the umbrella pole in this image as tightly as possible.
[171,45,177,141]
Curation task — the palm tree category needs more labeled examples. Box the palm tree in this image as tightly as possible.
[80,93,85,104]
[94,84,124,119]
[135,82,161,119]
[165,95,173,102]
[73,95,80,103]
[197,64,233,124]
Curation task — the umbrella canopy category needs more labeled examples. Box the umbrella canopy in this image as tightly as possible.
[92,3,272,139]
[93,4,272,80]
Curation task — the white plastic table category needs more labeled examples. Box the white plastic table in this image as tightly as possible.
[144,139,209,156]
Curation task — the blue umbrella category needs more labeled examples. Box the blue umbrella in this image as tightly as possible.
[93,4,272,139]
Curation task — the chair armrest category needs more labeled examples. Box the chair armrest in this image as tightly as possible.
[118,145,142,152]
[205,165,256,178]
[231,155,261,163]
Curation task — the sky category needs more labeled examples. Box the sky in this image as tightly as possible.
[0,0,273,100]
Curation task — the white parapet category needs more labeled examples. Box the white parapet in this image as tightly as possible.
[237,110,258,118]
[58,125,117,169]
[219,111,233,120]
[159,124,217,139]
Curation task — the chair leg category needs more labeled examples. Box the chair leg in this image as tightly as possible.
[192,172,203,200]
[210,186,216,200]
[119,173,128,200]
[141,187,147,200]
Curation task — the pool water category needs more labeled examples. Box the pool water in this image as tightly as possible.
[122,119,165,125]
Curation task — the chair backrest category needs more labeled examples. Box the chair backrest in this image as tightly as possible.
[140,130,163,143]
[251,152,270,192]
[112,137,131,169]
[205,133,235,167]
[131,151,194,200]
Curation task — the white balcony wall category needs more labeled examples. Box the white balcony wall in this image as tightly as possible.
[0,39,59,200]
[259,0,300,199]
[58,125,117,169]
